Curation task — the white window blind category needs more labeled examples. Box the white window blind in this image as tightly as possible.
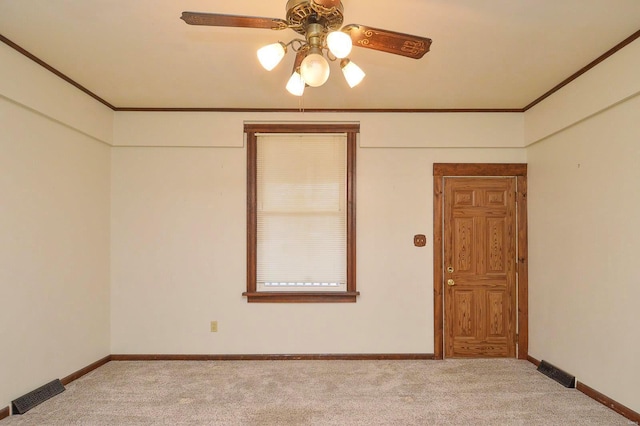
[256,133,347,292]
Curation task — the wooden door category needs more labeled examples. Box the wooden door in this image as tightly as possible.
[443,177,516,358]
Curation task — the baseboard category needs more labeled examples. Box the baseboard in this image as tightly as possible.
[526,355,541,366]
[527,354,638,424]
[111,353,435,361]
[577,381,640,424]
[3,355,111,418]
[60,355,112,386]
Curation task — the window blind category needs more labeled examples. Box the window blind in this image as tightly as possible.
[256,133,347,291]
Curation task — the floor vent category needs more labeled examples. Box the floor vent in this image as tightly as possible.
[537,360,576,388]
[11,379,65,415]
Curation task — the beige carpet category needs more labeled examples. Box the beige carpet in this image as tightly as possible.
[0,359,630,425]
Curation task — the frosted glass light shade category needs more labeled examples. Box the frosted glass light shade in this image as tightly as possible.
[257,42,286,71]
[327,31,352,58]
[300,51,330,87]
[341,59,366,88]
[286,71,305,96]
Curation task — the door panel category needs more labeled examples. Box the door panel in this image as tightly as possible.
[453,217,474,272]
[444,177,516,358]
[453,290,474,337]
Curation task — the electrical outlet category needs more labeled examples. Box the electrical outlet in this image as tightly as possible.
[210,321,218,332]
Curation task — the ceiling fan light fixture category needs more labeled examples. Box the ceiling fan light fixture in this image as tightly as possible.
[181,3,432,95]
[340,58,365,88]
[299,48,330,87]
[286,70,306,96]
[257,42,287,71]
[327,31,352,59]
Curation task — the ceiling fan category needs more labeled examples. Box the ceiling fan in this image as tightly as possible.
[181,0,432,96]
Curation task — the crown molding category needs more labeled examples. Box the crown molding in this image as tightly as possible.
[0,34,116,110]
[2,29,639,113]
[114,107,523,113]
[523,28,640,111]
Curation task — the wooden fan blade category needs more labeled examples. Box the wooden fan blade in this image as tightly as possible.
[180,12,288,30]
[344,24,432,59]
[293,49,307,71]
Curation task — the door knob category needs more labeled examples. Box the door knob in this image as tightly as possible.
[447,279,455,286]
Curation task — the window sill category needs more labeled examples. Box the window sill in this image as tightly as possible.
[242,291,360,303]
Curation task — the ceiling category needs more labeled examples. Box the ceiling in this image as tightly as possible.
[1,0,639,110]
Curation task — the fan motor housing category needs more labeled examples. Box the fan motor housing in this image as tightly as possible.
[286,0,344,34]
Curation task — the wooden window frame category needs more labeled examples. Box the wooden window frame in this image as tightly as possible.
[244,123,359,303]
[433,163,528,359]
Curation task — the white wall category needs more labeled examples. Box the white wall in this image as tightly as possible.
[0,43,113,145]
[113,111,524,149]
[525,38,640,146]
[110,111,525,354]
[0,97,111,407]
[0,44,112,411]
[525,39,640,412]
[527,93,640,412]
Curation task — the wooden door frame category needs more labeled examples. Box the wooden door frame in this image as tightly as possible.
[433,163,528,360]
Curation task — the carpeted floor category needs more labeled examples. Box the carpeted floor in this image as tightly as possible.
[0,359,631,425]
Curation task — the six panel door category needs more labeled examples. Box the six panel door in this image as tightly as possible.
[443,177,517,358]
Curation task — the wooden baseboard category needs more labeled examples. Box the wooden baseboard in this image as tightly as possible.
[60,355,112,386]
[3,355,111,418]
[526,355,541,366]
[577,381,640,424]
[528,354,638,423]
[111,353,435,361]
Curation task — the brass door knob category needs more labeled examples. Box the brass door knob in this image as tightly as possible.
[447,279,455,286]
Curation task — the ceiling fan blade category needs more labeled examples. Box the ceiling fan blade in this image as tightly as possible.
[180,12,288,30]
[293,49,307,71]
[344,24,432,59]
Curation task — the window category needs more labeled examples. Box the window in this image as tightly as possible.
[244,123,358,303]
